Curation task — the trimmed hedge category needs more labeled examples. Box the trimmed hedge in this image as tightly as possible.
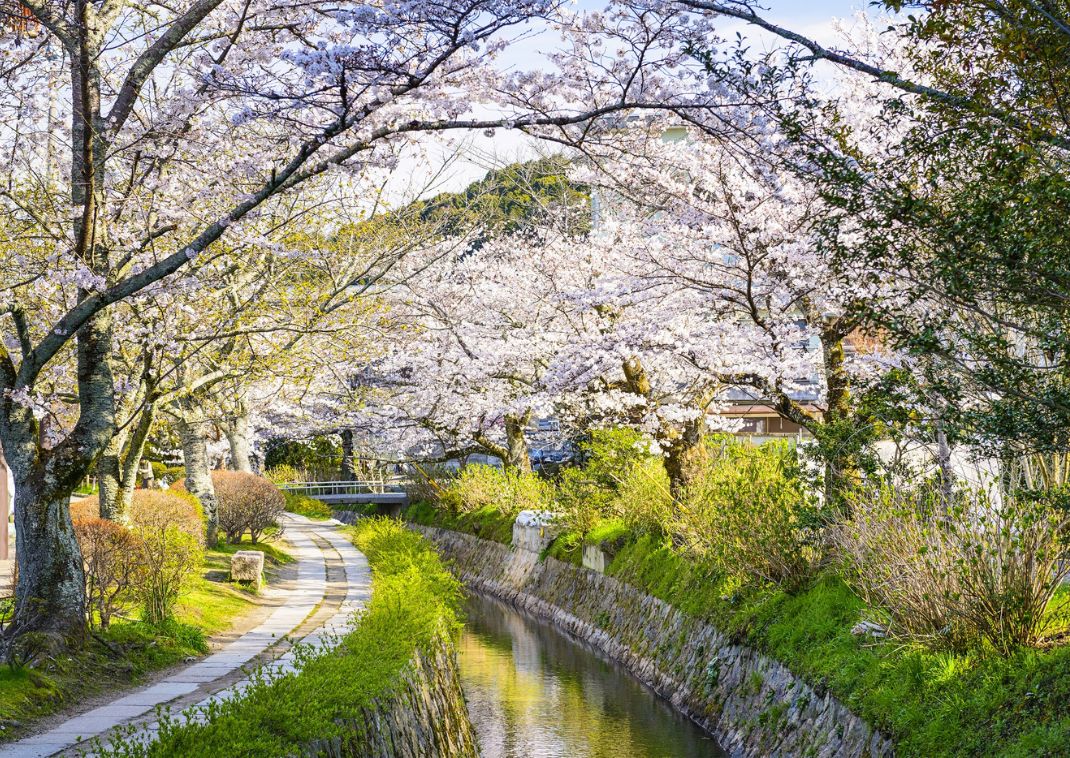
[99,518,462,756]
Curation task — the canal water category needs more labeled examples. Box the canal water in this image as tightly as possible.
[458,593,724,758]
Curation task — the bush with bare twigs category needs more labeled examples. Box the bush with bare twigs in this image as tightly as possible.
[212,471,286,543]
[73,518,141,629]
[835,483,1070,654]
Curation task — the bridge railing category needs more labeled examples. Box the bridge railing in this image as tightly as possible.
[278,479,409,498]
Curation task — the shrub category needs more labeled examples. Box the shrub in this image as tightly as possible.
[611,458,673,535]
[71,496,101,522]
[577,428,654,490]
[405,462,454,505]
[128,489,205,544]
[440,464,553,516]
[264,464,301,485]
[835,483,1070,654]
[556,466,612,533]
[73,518,141,629]
[133,524,203,626]
[212,471,286,543]
[282,492,332,520]
[675,439,819,590]
[555,428,671,536]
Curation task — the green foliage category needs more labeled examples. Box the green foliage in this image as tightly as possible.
[612,459,673,534]
[282,492,332,520]
[99,519,462,757]
[440,464,553,517]
[405,500,515,545]
[418,157,590,250]
[556,428,671,534]
[264,464,302,485]
[676,438,819,590]
[263,436,341,480]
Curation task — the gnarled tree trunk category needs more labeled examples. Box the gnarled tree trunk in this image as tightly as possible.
[662,416,708,499]
[503,414,532,474]
[9,477,86,649]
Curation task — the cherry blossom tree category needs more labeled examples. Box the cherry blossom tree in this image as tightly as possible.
[541,118,898,501]
[0,0,713,650]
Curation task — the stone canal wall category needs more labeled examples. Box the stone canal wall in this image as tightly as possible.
[417,525,894,758]
[301,628,478,758]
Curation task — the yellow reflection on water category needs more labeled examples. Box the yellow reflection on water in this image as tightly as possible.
[458,595,721,758]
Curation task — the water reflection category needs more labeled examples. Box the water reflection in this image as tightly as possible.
[459,593,724,758]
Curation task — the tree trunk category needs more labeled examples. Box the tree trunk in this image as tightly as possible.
[821,334,859,514]
[340,428,358,481]
[97,399,157,521]
[97,436,123,520]
[178,415,219,546]
[503,414,532,474]
[226,409,254,473]
[116,401,157,518]
[8,477,86,650]
[662,416,707,499]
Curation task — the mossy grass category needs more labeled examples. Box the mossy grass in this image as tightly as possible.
[97,518,462,756]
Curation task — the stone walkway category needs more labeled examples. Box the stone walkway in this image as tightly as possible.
[0,559,12,598]
[0,515,371,758]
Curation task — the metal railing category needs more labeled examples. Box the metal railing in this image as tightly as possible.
[278,479,409,497]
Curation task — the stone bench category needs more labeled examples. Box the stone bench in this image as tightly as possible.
[231,550,265,588]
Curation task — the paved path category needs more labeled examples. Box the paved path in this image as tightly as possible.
[0,559,12,598]
[0,515,370,758]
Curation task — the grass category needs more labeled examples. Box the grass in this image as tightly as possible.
[99,518,462,756]
[0,538,290,739]
[405,500,515,544]
[603,532,1070,757]
[282,492,333,520]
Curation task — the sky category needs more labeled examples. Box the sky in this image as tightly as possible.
[389,0,879,202]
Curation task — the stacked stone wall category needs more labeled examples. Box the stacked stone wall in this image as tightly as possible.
[418,525,894,758]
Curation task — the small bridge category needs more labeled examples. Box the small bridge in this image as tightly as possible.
[279,480,410,507]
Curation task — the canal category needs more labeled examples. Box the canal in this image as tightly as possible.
[459,593,724,758]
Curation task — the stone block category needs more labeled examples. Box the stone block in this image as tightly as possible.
[582,544,606,573]
[231,550,264,586]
